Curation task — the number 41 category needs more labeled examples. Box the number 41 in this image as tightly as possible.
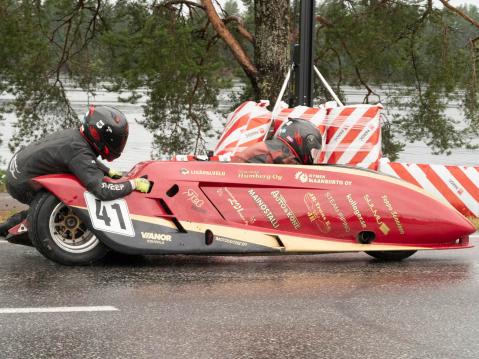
[95,200,126,230]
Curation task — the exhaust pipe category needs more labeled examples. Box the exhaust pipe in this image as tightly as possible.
[357,231,376,244]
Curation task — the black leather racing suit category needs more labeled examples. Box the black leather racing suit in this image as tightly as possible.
[6,128,133,205]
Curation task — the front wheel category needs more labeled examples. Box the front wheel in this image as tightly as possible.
[365,250,417,261]
[28,192,108,265]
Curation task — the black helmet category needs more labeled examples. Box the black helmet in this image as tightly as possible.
[80,105,129,161]
[274,118,322,164]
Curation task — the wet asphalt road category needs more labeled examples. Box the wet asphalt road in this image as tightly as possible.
[1,239,479,359]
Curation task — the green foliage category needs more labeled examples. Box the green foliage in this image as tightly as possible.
[99,2,230,156]
[0,0,102,151]
[316,0,479,158]
[0,0,233,157]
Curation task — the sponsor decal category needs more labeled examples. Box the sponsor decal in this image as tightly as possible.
[101,183,125,191]
[358,127,372,142]
[238,170,282,181]
[141,232,172,244]
[8,154,21,180]
[382,195,405,234]
[346,194,367,229]
[304,192,331,233]
[248,189,280,229]
[18,224,28,233]
[183,188,205,208]
[180,168,226,176]
[223,187,254,225]
[214,236,247,247]
[448,179,465,196]
[364,194,390,235]
[241,127,266,139]
[332,126,349,142]
[326,192,350,233]
[270,190,301,230]
[295,171,352,186]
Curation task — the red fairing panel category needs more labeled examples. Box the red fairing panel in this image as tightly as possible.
[33,160,475,250]
[32,173,167,218]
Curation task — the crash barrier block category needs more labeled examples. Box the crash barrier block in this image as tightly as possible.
[379,159,479,218]
[214,101,272,157]
[213,101,383,169]
[276,104,382,170]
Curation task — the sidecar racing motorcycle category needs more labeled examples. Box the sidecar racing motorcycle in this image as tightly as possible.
[6,160,475,265]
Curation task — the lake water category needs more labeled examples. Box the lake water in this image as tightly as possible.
[0,85,478,170]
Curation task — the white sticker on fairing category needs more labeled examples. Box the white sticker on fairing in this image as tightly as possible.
[18,224,28,233]
[84,192,135,237]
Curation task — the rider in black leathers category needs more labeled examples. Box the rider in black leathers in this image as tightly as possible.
[0,105,150,237]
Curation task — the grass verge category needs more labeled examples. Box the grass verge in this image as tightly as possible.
[0,210,16,222]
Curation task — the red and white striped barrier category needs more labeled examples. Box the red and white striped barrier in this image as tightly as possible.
[214,101,272,156]
[378,159,479,218]
[315,104,382,170]
[214,101,383,169]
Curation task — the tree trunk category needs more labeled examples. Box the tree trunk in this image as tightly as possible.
[254,0,291,104]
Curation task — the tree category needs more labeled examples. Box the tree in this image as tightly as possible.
[198,0,290,101]
[314,0,479,159]
[1,0,479,161]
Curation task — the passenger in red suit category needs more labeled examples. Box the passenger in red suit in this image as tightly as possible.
[232,118,323,165]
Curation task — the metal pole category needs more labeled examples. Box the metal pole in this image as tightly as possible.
[294,0,315,107]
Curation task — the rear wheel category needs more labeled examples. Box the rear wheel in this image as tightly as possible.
[29,192,108,265]
[365,250,416,261]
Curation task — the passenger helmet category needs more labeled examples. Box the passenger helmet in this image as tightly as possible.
[274,118,323,164]
[80,105,129,161]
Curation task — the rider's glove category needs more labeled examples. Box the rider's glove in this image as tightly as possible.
[108,169,123,179]
[130,178,151,193]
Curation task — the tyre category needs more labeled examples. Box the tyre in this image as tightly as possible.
[28,191,108,265]
[365,250,417,261]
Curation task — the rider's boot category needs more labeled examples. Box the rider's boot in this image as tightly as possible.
[0,210,28,237]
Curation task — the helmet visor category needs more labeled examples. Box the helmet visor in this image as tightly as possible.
[105,133,128,161]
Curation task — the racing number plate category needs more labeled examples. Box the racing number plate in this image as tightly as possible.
[84,192,135,237]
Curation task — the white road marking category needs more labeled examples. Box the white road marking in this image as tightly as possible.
[0,306,118,314]
[0,240,8,244]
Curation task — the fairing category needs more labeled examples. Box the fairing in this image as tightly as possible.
[32,161,475,255]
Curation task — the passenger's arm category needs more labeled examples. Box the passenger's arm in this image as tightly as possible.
[96,159,123,179]
[95,159,109,175]
[69,150,133,201]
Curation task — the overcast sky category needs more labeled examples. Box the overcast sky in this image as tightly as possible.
[219,0,479,10]
[216,0,479,17]
[448,0,479,6]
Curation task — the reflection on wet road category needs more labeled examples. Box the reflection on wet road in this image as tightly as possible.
[0,240,479,359]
